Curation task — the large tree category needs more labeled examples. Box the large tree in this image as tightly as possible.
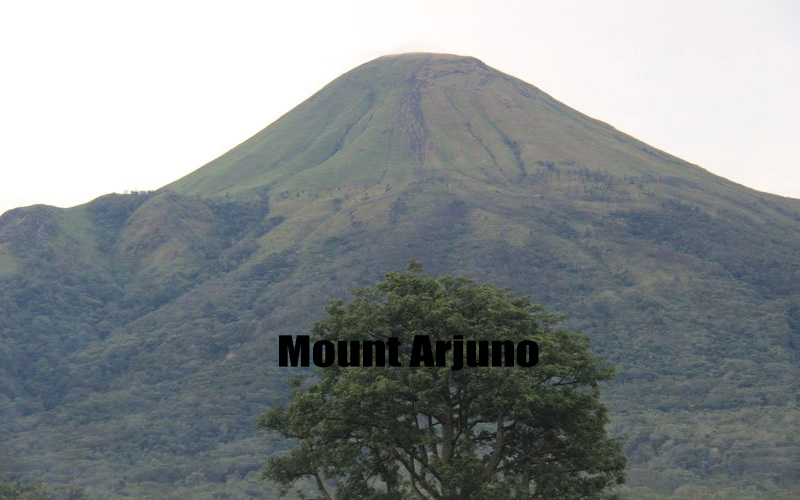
[259,264,625,499]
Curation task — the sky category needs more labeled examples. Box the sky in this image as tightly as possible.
[1,0,798,216]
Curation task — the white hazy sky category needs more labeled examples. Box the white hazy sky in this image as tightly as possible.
[1,0,798,215]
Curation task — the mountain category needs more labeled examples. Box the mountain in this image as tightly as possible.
[1,53,799,498]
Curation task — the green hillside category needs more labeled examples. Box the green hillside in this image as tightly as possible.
[1,53,799,498]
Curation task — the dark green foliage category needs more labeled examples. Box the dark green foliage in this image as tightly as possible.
[0,480,53,500]
[259,266,625,499]
[0,478,86,500]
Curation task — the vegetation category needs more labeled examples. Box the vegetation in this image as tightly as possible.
[0,54,798,497]
[0,478,86,500]
[0,481,53,500]
[259,265,625,498]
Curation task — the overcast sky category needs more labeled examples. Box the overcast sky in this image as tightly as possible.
[1,0,798,215]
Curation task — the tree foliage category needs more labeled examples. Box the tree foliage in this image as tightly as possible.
[259,265,625,499]
[0,479,86,500]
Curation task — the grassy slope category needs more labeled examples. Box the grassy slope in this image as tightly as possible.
[1,54,799,498]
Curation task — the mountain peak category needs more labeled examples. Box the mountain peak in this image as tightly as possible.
[344,52,507,91]
[365,51,487,69]
[370,51,480,62]
[322,52,501,100]
[166,52,705,201]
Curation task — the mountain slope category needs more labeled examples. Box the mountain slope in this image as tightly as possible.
[169,54,710,195]
[1,53,799,498]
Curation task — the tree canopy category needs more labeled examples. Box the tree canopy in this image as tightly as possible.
[259,264,625,499]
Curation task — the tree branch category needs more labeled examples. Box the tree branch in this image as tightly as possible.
[313,472,332,500]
